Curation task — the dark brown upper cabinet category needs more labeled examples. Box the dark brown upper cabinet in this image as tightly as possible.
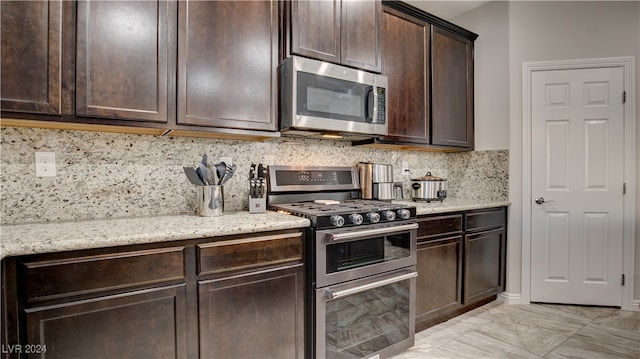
[176,0,278,132]
[432,27,474,148]
[1,0,277,139]
[75,0,175,123]
[379,6,430,143]
[286,0,382,73]
[0,1,66,115]
[357,1,477,151]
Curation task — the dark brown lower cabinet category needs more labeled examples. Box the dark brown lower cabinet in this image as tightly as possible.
[198,265,304,359]
[415,236,462,331]
[464,228,506,305]
[25,285,187,359]
[1,229,305,359]
[415,207,507,331]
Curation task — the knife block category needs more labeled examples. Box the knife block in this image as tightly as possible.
[249,196,266,213]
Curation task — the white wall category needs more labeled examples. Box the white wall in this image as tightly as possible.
[453,1,640,303]
[454,1,510,151]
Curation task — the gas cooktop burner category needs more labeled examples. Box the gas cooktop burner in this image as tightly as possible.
[270,199,417,229]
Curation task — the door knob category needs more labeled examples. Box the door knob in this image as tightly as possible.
[535,197,554,204]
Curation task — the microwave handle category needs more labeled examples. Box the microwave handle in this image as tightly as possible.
[365,87,374,123]
[326,271,418,300]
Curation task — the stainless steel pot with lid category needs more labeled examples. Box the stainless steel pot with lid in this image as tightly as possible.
[411,172,447,202]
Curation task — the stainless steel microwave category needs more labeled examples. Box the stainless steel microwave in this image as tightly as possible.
[279,56,388,140]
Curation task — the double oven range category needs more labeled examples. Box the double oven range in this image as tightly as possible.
[268,166,418,359]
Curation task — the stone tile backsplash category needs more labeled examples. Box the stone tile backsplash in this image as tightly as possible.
[1,127,508,224]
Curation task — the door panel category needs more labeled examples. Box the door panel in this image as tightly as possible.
[26,285,187,359]
[198,265,304,359]
[341,0,382,72]
[431,27,473,148]
[381,7,429,143]
[76,0,171,122]
[530,67,624,306]
[290,0,341,64]
[0,1,62,114]
[177,0,277,130]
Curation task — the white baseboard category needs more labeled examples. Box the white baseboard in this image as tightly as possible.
[497,292,522,305]
[499,294,639,310]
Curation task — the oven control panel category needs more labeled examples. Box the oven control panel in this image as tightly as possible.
[314,207,417,229]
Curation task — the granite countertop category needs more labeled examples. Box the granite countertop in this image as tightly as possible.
[0,199,509,260]
[0,211,310,260]
[393,198,510,216]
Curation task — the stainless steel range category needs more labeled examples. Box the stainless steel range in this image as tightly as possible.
[268,166,417,359]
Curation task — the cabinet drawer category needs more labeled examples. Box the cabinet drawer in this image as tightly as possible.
[417,214,463,240]
[23,247,186,303]
[198,231,303,276]
[465,208,505,232]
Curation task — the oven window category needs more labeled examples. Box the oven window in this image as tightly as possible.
[326,233,411,274]
[325,279,411,359]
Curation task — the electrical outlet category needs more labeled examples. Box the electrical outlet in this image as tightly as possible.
[402,161,410,176]
[35,152,56,177]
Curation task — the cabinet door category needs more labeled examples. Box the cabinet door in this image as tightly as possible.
[75,0,173,122]
[0,1,63,114]
[198,265,304,359]
[416,236,462,327]
[341,0,382,72]
[431,26,474,148]
[178,0,278,131]
[464,228,506,304]
[380,7,429,143]
[290,0,341,64]
[25,285,187,359]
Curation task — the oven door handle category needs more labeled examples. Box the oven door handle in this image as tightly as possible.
[326,223,418,242]
[326,271,418,300]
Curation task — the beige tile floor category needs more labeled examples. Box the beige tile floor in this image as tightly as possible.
[392,301,640,358]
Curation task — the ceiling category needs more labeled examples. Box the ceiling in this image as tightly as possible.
[403,0,491,20]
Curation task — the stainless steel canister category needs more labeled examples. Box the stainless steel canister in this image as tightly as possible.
[199,185,224,216]
[357,162,394,200]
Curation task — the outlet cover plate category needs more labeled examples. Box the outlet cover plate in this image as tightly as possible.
[35,152,56,177]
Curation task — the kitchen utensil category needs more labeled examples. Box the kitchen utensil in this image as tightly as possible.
[220,164,237,185]
[196,167,207,185]
[411,172,447,202]
[215,162,227,185]
[249,162,266,213]
[249,163,257,198]
[201,154,218,185]
[183,166,205,186]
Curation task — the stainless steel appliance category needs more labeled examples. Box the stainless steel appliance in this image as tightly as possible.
[268,166,417,359]
[410,172,447,202]
[357,162,398,201]
[279,56,388,140]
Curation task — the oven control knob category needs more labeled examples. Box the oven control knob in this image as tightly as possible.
[383,210,396,221]
[350,213,364,225]
[397,208,411,220]
[330,215,345,227]
[366,212,380,223]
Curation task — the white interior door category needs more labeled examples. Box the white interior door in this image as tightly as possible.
[530,67,625,306]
